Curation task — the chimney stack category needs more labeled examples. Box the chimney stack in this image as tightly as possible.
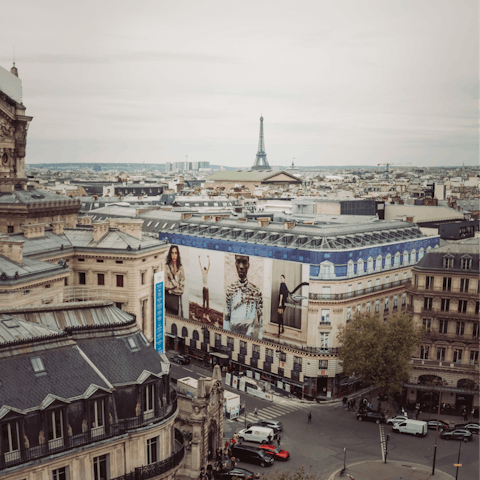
[116,219,144,240]
[93,221,109,242]
[21,223,46,239]
[51,221,65,236]
[0,238,24,264]
[78,216,93,225]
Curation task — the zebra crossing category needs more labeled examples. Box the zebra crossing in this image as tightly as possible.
[225,398,311,426]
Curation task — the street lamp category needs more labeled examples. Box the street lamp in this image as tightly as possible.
[455,437,468,480]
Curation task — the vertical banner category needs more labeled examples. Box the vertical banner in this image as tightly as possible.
[225,372,231,386]
[154,271,165,354]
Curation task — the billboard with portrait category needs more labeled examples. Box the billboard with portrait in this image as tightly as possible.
[164,244,189,318]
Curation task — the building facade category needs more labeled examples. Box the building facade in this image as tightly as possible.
[405,239,479,412]
[158,215,439,399]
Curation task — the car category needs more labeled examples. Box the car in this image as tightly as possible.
[231,445,275,467]
[259,444,290,461]
[440,429,473,441]
[172,354,190,365]
[213,468,259,480]
[378,393,389,401]
[357,411,385,424]
[454,423,479,434]
[246,419,283,434]
[426,420,450,431]
[386,415,408,425]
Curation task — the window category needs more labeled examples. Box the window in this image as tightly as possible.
[384,297,389,311]
[141,299,148,329]
[319,332,329,351]
[424,297,433,311]
[321,286,331,299]
[116,275,124,288]
[227,337,234,350]
[394,252,400,266]
[403,251,409,265]
[141,272,145,285]
[443,257,453,269]
[402,293,406,306]
[473,323,479,338]
[419,248,425,260]
[442,277,452,291]
[356,304,361,313]
[366,302,371,313]
[470,350,479,365]
[52,467,68,480]
[252,344,260,358]
[410,249,416,264]
[78,258,85,262]
[367,257,374,272]
[460,278,469,293]
[477,302,479,315]
[79,272,86,285]
[425,276,434,290]
[420,345,429,359]
[357,282,362,292]
[346,307,352,321]
[375,300,379,313]
[458,300,467,314]
[319,360,328,369]
[393,295,398,308]
[1,421,20,460]
[321,309,330,323]
[375,255,382,271]
[89,399,105,436]
[461,258,472,270]
[97,274,105,286]
[385,254,391,269]
[456,322,465,336]
[115,303,123,310]
[146,437,158,464]
[376,278,380,288]
[414,275,418,287]
[47,410,64,448]
[439,320,448,334]
[358,259,364,273]
[367,280,372,292]
[347,261,354,276]
[93,454,109,480]
[453,349,463,364]
[7,225,13,233]
[422,319,431,332]
[293,356,302,370]
[385,276,390,287]
[347,284,353,297]
[45,284,51,289]
[436,347,446,362]
[96,259,104,263]
[441,298,450,312]
[143,384,155,419]
[127,336,138,350]
[116,260,123,264]
[30,356,45,373]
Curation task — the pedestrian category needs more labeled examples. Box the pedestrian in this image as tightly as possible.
[277,435,281,446]
[231,437,236,446]
[347,400,351,411]
[352,398,356,411]
[307,412,312,423]
[377,403,381,413]
[254,407,258,417]
[463,411,468,422]
[224,440,229,450]
[230,456,236,469]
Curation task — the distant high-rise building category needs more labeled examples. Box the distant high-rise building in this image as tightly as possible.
[252,116,270,170]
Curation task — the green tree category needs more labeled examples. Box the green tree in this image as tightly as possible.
[337,312,423,395]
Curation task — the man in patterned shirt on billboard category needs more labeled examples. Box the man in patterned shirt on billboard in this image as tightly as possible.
[224,255,263,339]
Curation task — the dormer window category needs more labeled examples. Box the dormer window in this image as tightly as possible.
[443,257,454,269]
[1,420,20,462]
[30,356,45,374]
[127,336,140,351]
[143,383,156,420]
[461,257,472,270]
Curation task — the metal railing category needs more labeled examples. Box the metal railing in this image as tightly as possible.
[0,397,177,471]
[309,279,408,302]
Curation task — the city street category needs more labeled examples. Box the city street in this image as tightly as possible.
[170,359,479,480]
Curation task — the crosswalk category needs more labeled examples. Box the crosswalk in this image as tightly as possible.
[225,398,312,426]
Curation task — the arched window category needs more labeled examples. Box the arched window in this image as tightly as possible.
[347,260,355,276]
[357,258,364,274]
[419,247,425,259]
[192,330,199,341]
[367,257,374,273]
[403,251,409,265]
[385,253,392,269]
[171,323,177,336]
[427,246,432,252]
[394,252,400,267]
[410,249,417,264]
[375,254,382,271]
[181,327,188,338]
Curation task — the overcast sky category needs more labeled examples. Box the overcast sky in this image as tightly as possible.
[2,0,478,167]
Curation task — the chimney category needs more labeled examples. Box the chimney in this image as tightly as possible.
[284,221,295,230]
[93,221,109,242]
[257,217,270,228]
[108,218,118,229]
[201,215,211,222]
[51,221,65,236]
[116,219,144,240]
[0,238,24,263]
[78,216,93,225]
[21,223,46,239]
[181,213,193,220]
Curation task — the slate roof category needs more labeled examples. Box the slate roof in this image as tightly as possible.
[207,170,301,182]
[414,241,479,273]
[0,188,79,206]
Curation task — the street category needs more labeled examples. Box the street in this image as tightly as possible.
[170,360,479,480]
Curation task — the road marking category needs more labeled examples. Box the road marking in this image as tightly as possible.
[184,368,193,372]
[379,425,385,462]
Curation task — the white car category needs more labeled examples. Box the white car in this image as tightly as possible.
[386,415,408,425]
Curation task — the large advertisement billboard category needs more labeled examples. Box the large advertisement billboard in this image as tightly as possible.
[164,244,310,340]
[154,271,165,354]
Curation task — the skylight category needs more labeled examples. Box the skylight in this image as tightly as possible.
[30,357,45,373]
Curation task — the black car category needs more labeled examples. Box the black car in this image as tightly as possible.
[454,423,479,434]
[357,411,385,424]
[440,429,473,441]
[214,468,259,480]
[246,420,283,434]
[172,354,190,365]
[232,445,274,467]
[378,393,389,401]
[426,420,450,431]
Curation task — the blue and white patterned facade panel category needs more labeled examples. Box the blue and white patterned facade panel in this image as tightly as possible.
[160,233,439,277]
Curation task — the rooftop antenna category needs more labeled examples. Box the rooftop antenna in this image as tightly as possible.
[10,46,18,77]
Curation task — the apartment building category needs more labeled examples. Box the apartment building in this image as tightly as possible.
[405,239,479,412]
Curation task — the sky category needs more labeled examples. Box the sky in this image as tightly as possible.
[1,0,478,167]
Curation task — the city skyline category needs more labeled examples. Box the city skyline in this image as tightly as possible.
[1,0,478,168]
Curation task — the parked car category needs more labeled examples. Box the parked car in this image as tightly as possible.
[246,420,283,434]
[231,445,275,467]
[237,427,275,444]
[386,415,408,425]
[392,419,428,437]
[259,445,290,461]
[426,420,450,431]
[172,354,190,365]
[378,393,389,401]
[357,411,385,424]
[441,429,473,441]
[454,423,479,434]
[214,468,259,480]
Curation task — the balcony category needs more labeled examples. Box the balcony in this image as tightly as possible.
[412,358,480,373]
[418,308,476,320]
[309,279,408,302]
[0,396,178,471]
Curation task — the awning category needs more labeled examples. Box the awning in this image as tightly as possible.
[166,333,176,338]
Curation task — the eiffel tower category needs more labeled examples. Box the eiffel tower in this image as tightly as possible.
[252,115,270,170]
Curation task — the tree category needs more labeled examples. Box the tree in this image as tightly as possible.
[337,312,423,395]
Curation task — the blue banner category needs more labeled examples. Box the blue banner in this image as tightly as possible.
[154,271,165,354]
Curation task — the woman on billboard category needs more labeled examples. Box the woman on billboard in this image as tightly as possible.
[165,245,185,316]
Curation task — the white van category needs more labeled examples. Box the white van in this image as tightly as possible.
[392,419,427,436]
[237,427,275,444]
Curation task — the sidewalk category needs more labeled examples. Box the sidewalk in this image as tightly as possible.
[328,460,454,480]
